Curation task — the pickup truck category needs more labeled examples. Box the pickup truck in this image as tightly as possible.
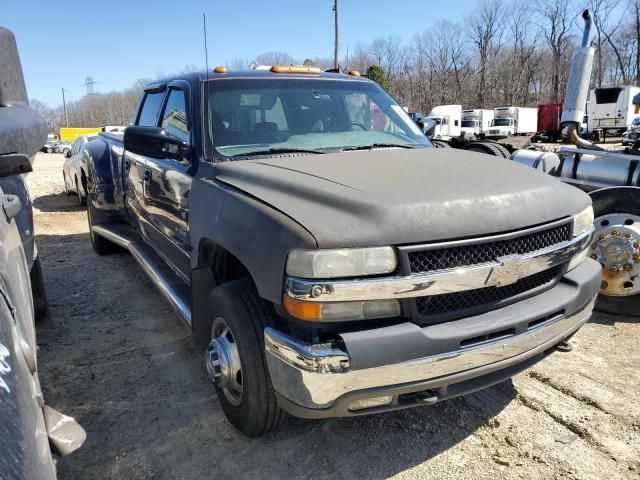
[84,65,601,437]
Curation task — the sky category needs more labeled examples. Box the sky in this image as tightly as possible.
[6,0,477,107]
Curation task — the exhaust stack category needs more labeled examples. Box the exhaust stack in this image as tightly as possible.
[561,10,603,151]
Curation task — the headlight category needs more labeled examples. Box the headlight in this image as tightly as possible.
[572,206,594,237]
[567,206,594,271]
[286,247,397,279]
[567,245,590,271]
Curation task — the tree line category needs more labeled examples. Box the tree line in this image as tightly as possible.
[32,0,639,133]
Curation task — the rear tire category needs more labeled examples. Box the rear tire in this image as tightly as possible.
[87,201,120,255]
[206,279,285,437]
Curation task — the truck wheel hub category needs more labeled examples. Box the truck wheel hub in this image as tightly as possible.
[205,317,243,406]
[593,213,640,297]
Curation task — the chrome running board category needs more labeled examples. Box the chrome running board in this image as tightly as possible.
[92,224,192,327]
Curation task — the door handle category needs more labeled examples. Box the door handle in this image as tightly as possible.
[143,169,151,182]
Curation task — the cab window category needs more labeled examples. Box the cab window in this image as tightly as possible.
[160,89,189,143]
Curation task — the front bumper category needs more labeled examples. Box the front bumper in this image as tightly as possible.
[265,259,601,418]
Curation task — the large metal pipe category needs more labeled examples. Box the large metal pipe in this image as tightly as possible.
[561,10,604,151]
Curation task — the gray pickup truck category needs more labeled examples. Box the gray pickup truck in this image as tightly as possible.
[84,65,601,437]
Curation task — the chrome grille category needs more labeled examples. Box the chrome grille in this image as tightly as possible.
[408,223,571,274]
[415,266,561,317]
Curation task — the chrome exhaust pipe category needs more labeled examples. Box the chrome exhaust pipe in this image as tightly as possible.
[561,10,604,151]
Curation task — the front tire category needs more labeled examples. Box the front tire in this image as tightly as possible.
[30,255,48,321]
[63,172,71,196]
[205,279,285,437]
[76,177,86,206]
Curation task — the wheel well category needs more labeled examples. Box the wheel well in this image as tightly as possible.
[197,239,251,285]
[191,239,255,346]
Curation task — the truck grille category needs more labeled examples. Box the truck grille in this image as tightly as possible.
[408,222,571,274]
[415,266,561,317]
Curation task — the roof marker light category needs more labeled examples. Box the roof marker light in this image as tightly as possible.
[270,65,322,74]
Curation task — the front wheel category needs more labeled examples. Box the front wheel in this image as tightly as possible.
[204,279,285,437]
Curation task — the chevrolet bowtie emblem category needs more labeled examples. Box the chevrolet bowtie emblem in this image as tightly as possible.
[487,255,523,286]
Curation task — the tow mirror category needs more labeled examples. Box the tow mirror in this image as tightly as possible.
[124,126,190,161]
[422,117,437,138]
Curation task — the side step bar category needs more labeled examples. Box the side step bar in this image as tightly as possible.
[92,225,192,327]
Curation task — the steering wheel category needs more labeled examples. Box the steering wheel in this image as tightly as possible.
[350,121,367,131]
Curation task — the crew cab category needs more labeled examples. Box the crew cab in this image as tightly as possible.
[83,65,601,437]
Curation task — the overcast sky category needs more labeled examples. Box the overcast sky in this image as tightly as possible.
[7,0,478,106]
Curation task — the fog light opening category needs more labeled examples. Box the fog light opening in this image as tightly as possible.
[348,396,393,412]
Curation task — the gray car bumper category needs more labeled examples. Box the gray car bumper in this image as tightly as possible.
[264,259,601,418]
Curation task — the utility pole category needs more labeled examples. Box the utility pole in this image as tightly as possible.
[61,87,69,127]
[333,0,339,70]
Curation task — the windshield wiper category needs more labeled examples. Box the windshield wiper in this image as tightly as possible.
[340,143,421,151]
[230,147,326,157]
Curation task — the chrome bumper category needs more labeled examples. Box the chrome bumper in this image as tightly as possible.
[265,296,596,413]
[286,227,593,302]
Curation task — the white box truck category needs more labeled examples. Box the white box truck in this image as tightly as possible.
[587,86,640,135]
[460,109,494,138]
[486,107,538,138]
[427,104,462,139]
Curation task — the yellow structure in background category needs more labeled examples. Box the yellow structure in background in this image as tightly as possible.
[59,127,102,142]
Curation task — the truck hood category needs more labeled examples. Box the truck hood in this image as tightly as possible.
[213,148,590,248]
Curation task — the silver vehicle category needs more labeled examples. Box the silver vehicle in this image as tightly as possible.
[0,27,85,479]
[62,134,96,205]
[55,141,72,155]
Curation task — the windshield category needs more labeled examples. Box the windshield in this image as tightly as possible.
[492,118,512,127]
[204,78,430,158]
[461,120,477,128]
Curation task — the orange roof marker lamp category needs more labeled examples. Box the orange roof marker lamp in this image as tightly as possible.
[270,65,322,74]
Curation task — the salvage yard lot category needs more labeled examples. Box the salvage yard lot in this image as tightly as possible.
[30,153,639,479]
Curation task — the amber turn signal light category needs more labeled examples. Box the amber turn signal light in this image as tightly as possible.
[283,296,322,321]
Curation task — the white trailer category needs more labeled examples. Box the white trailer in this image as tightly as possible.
[427,104,462,139]
[486,107,538,138]
[460,109,494,137]
[587,86,640,134]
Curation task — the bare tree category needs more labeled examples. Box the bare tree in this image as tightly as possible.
[540,0,575,102]
[467,0,505,107]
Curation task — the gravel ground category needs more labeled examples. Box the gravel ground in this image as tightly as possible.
[29,153,640,479]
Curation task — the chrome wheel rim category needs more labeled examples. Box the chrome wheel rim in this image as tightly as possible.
[592,213,640,297]
[205,317,243,406]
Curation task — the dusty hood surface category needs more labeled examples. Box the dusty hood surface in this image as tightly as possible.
[213,148,590,248]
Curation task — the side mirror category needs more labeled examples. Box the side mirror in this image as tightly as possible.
[422,117,437,138]
[0,28,47,177]
[65,150,71,158]
[124,126,190,161]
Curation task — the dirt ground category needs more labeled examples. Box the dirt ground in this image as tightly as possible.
[29,153,639,480]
